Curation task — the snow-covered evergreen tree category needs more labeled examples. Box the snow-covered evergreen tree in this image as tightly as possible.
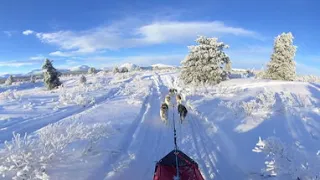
[42,59,61,90]
[88,67,96,74]
[80,75,86,84]
[113,67,120,74]
[180,36,230,85]
[5,75,13,85]
[121,67,129,73]
[30,75,36,83]
[265,32,297,81]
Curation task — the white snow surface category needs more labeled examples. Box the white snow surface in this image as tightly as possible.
[70,65,90,72]
[0,70,319,180]
[151,64,176,68]
[119,63,139,71]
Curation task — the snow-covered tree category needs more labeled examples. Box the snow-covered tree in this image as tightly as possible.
[5,75,13,85]
[88,67,97,74]
[30,75,36,83]
[121,67,129,73]
[42,59,61,90]
[180,36,230,85]
[253,136,320,179]
[80,75,86,84]
[265,32,297,81]
[113,67,120,74]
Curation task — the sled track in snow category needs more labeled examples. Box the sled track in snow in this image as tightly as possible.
[0,76,136,143]
[101,73,173,180]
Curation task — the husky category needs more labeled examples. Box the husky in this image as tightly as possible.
[165,95,171,105]
[169,88,177,95]
[178,104,188,123]
[176,94,182,104]
[160,103,169,124]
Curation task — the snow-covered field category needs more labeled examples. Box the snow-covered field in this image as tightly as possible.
[0,69,319,180]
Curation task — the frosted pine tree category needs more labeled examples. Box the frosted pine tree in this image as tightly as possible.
[266,32,297,81]
[42,59,61,90]
[80,75,86,84]
[180,36,230,85]
[88,67,96,74]
[5,75,13,85]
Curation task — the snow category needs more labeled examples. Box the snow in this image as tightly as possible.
[70,65,90,72]
[151,64,176,69]
[0,69,319,180]
[119,63,139,71]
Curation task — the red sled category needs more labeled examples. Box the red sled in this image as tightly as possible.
[153,150,205,180]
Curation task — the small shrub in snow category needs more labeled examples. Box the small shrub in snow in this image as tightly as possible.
[253,137,320,179]
[5,75,13,85]
[58,86,95,106]
[79,75,87,84]
[265,32,297,81]
[42,59,62,90]
[88,67,97,74]
[296,75,320,83]
[180,36,231,85]
[0,122,114,180]
[0,89,21,101]
[30,75,36,83]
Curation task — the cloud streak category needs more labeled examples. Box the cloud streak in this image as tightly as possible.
[0,61,35,67]
[30,20,259,56]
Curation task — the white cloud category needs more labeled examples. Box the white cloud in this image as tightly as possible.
[49,51,73,57]
[0,61,34,67]
[23,30,34,35]
[31,20,259,55]
[136,21,259,44]
[3,31,12,37]
[30,54,45,60]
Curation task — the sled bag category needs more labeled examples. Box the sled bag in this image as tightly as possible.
[153,150,204,180]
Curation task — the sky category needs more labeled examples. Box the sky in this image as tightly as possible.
[0,0,319,75]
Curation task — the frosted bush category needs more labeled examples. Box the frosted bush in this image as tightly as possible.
[0,122,114,180]
[79,75,86,84]
[59,86,95,106]
[253,137,320,179]
[296,75,320,83]
[0,89,21,101]
[88,67,97,74]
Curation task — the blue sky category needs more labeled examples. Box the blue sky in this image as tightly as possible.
[0,0,319,75]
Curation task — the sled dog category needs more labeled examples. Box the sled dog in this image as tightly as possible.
[178,104,188,122]
[176,94,182,104]
[169,88,177,94]
[165,95,171,105]
[160,103,169,124]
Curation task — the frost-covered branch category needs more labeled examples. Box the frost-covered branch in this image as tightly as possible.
[253,137,320,179]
